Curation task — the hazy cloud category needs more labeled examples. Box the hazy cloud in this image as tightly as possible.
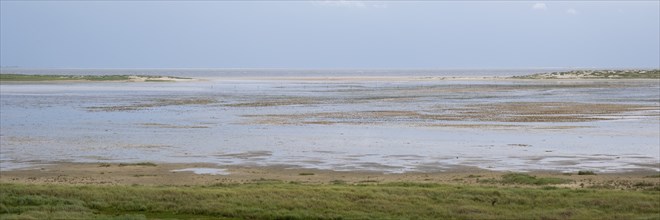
[316,1,387,9]
[532,2,548,10]
[566,8,579,15]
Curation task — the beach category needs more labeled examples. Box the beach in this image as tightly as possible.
[1,75,659,219]
[1,76,658,175]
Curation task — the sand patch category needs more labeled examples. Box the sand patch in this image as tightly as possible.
[3,162,658,190]
[226,97,319,107]
[244,102,657,125]
[87,98,217,111]
[139,123,209,129]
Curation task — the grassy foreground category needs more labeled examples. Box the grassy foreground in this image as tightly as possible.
[1,182,658,220]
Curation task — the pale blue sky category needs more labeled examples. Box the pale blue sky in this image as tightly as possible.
[1,1,658,68]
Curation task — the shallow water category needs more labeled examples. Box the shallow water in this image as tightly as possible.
[2,68,578,78]
[1,78,658,173]
[172,168,229,175]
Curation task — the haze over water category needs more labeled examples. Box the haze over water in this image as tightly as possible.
[1,68,596,78]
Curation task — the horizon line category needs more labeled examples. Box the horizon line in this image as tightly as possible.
[2,67,659,70]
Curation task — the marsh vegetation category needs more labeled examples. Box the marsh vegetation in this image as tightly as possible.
[1,181,659,220]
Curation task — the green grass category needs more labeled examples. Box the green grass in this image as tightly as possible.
[500,173,571,185]
[479,173,572,185]
[578,171,596,175]
[0,74,189,82]
[1,182,658,219]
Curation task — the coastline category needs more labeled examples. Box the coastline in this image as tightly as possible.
[2,75,659,176]
[4,76,658,84]
[1,72,658,219]
[1,162,657,189]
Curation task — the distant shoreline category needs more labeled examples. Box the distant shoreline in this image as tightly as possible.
[512,69,659,79]
[0,74,193,82]
[0,67,606,78]
[1,69,659,82]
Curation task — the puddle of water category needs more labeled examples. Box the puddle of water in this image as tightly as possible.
[171,168,229,175]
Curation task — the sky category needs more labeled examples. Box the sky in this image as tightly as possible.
[1,1,659,69]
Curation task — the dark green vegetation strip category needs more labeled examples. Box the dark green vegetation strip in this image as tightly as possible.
[577,171,596,176]
[478,173,571,185]
[0,74,189,81]
[1,183,658,220]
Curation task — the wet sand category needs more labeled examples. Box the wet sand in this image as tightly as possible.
[1,162,658,190]
[1,77,659,174]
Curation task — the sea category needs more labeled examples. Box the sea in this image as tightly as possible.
[0,68,582,78]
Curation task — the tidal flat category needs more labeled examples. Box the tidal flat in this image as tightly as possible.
[1,76,659,173]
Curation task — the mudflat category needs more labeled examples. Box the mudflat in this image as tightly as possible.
[1,76,658,173]
[1,162,658,190]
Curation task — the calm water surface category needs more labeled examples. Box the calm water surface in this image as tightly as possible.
[1,72,658,173]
